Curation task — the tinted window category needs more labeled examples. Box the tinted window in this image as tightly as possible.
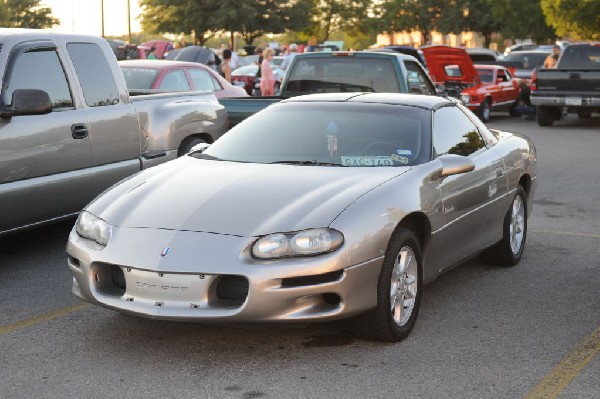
[433,106,485,157]
[286,57,401,94]
[559,46,600,69]
[188,68,220,91]
[476,68,494,83]
[4,49,73,109]
[203,102,431,167]
[121,67,159,89]
[159,70,190,91]
[405,61,434,95]
[67,43,120,107]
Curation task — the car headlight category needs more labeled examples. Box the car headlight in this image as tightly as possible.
[75,211,112,247]
[252,228,344,259]
[460,94,470,104]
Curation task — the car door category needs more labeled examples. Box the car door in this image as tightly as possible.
[428,105,507,272]
[0,41,92,233]
[65,41,142,199]
[187,67,223,96]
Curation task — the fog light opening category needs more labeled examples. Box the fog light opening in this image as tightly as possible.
[215,275,249,307]
[111,265,126,290]
[323,293,341,305]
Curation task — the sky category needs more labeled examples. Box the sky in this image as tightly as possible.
[42,0,143,37]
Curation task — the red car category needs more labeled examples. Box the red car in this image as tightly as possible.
[119,60,248,98]
[421,45,520,122]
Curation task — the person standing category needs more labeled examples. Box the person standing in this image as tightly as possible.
[543,45,561,68]
[260,47,275,96]
[220,49,232,83]
[281,43,298,70]
[147,47,157,60]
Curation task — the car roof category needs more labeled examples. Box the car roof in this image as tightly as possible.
[295,51,419,61]
[506,50,551,55]
[283,92,453,110]
[118,60,210,69]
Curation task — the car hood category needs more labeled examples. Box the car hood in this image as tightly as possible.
[420,45,479,85]
[87,156,409,237]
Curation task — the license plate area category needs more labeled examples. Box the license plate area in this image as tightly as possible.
[565,97,582,106]
[124,268,214,303]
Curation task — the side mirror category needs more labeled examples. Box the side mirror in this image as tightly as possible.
[1,89,53,118]
[189,142,210,154]
[438,154,475,177]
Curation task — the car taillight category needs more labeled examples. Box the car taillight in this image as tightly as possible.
[530,69,537,91]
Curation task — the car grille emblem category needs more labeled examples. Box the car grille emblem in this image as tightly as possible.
[161,247,170,257]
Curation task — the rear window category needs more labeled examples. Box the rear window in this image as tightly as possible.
[559,46,600,69]
[121,67,159,89]
[504,53,548,68]
[285,56,401,94]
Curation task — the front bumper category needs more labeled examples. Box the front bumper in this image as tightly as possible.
[67,226,383,322]
[531,95,600,107]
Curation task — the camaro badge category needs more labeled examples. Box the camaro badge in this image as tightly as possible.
[160,247,170,257]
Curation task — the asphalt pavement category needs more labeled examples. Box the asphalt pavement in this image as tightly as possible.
[1,113,598,399]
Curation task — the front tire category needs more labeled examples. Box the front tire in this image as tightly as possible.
[350,229,422,342]
[178,136,206,157]
[481,186,527,266]
[577,110,592,119]
[477,98,492,122]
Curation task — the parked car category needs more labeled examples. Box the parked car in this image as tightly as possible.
[67,92,537,342]
[369,45,427,68]
[231,63,285,95]
[502,50,550,81]
[170,45,219,71]
[119,60,247,98]
[465,47,500,63]
[0,29,227,236]
[422,45,520,122]
[220,51,436,126]
[139,40,173,59]
[503,43,538,57]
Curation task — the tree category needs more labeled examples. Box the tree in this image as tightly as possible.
[0,0,58,29]
[541,0,600,40]
[459,0,503,48]
[214,0,312,46]
[139,0,221,45]
[492,0,556,43]
[305,0,371,43]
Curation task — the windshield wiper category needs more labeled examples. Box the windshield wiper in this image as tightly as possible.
[268,160,345,166]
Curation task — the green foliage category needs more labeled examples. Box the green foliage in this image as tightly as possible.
[492,0,556,42]
[541,0,600,40]
[305,0,371,43]
[0,0,59,29]
[460,0,503,47]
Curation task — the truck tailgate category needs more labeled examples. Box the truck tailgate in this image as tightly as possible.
[218,97,283,127]
[536,69,600,93]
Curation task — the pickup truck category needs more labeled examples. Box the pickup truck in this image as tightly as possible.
[0,29,227,235]
[219,51,436,126]
[531,43,600,126]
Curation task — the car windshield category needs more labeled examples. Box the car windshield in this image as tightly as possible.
[504,53,548,69]
[200,102,431,167]
[476,68,494,83]
[285,57,402,94]
[121,67,159,89]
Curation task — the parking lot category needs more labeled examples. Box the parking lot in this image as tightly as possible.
[1,114,598,398]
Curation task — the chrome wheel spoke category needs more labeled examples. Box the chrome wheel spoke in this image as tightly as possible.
[390,245,418,327]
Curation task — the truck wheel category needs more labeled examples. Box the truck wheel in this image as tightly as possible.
[577,110,592,119]
[477,98,491,122]
[178,136,206,157]
[536,106,555,126]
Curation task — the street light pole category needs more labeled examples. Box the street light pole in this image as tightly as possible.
[127,0,132,43]
[101,0,105,37]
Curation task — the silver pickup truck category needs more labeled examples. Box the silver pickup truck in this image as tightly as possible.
[0,29,227,235]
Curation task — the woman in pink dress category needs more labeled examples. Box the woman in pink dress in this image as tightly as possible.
[260,47,275,96]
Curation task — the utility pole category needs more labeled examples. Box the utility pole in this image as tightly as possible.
[127,0,132,43]
[101,0,105,37]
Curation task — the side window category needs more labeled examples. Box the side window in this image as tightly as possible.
[67,43,120,107]
[404,61,434,95]
[4,49,73,109]
[188,68,220,91]
[159,70,190,91]
[433,106,486,157]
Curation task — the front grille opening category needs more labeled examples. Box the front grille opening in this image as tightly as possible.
[281,270,343,288]
[323,293,341,305]
[93,263,126,296]
[68,255,80,268]
[215,275,248,307]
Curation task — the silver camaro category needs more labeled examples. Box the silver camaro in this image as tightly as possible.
[67,93,537,342]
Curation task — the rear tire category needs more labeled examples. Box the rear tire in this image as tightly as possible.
[350,229,422,342]
[509,103,521,117]
[577,110,592,119]
[481,186,527,266]
[536,106,555,126]
[477,98,492,122]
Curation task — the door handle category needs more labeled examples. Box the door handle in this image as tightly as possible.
[71,123,88,139]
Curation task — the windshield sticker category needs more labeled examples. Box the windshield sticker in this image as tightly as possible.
[341,156,395,166]
[396,149,412,156]
[326,121,338,134]
[391,154,410,164]
[327,134,338,157]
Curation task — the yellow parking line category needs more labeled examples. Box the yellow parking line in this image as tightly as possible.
[524,325,600,399]
[0,302,90,335]
[531,229,600,239]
